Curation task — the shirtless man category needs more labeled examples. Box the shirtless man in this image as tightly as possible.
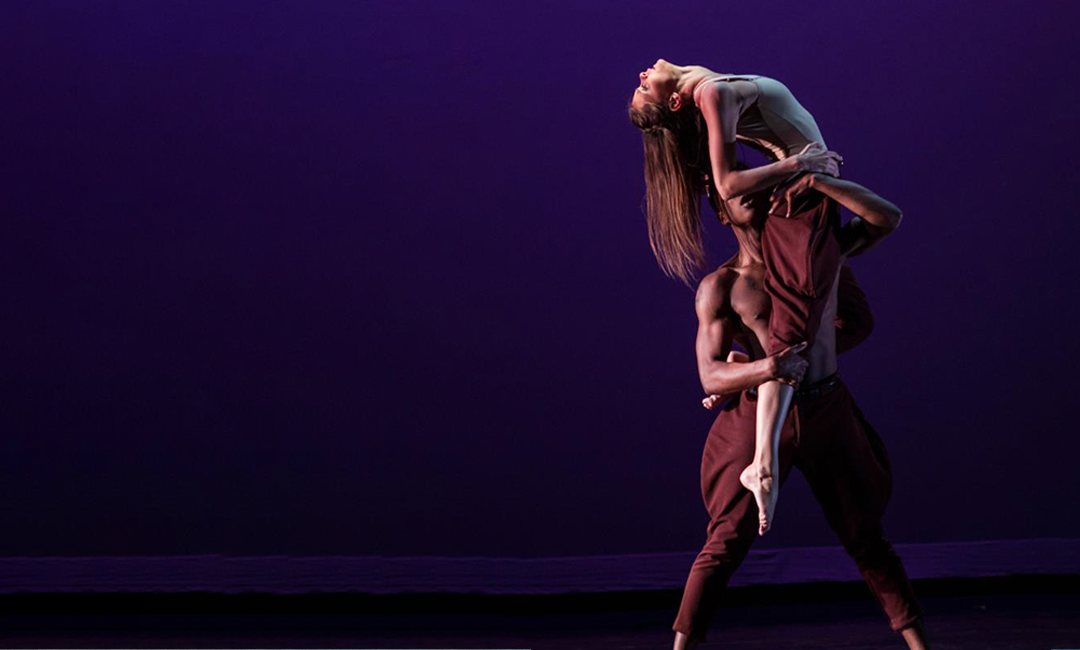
[670,173,930,649]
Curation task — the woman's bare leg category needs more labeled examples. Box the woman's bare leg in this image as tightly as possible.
[742,380,794,534]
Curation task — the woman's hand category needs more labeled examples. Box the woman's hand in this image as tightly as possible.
[726,350,750,364]
[767,144,841,217]
[702,394,724,410]
[701,350,752,409]
[795,142,843,177]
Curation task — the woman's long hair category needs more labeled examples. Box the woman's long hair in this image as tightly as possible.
[628,98,711,286]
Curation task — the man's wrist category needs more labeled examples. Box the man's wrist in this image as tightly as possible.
[762,355,780,381]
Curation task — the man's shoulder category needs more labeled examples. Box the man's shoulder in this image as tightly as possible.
[699,265,738,290]
[695,267,737,313]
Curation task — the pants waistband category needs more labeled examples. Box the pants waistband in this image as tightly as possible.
[746,370,842,401]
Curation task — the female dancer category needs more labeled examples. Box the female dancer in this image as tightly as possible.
[629,59,844,535]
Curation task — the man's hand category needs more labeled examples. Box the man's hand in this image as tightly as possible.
[769,173,820,218]
[768,144,842,218]
[769,341,809,386]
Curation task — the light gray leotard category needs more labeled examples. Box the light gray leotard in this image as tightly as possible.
[693,74,826,160]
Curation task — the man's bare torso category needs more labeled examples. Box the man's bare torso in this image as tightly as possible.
[705,255,840,383]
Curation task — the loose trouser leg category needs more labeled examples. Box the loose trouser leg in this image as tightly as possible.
[794,382,922,631]
[672,394,796,642]
[761,188,843,358]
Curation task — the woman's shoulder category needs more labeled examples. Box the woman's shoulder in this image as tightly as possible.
[699,73,761,85]
[693,74,760,102]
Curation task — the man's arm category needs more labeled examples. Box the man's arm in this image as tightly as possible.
[695,271,806,395]
[769,173,903,256]
[835,263,875,353]
[814,175,902,257]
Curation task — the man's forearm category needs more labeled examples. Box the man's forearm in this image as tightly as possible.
[839,217,892,257]
[700,357,776,396]
[811,175,902,230]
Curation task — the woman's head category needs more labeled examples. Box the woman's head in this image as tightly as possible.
[630,59,685,114]
[628,59,708,286]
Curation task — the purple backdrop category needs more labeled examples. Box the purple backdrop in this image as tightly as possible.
[1,1,1078,558]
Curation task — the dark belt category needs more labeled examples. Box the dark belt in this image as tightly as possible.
[746,370,842,401]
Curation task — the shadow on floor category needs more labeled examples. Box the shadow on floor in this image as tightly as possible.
[0,575,1077,649]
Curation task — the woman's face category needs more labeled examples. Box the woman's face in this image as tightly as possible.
[631,58,678,111]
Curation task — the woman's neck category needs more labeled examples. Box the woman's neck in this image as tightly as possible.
[676,65,723,99]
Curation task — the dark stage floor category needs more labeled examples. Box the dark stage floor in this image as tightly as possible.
[1,577,1077,649]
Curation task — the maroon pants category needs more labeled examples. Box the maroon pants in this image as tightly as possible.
[761,186,844,356]
[671,379,921,642]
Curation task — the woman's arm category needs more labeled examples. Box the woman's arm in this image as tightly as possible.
[697,83,801,201]
[697,83,841,201]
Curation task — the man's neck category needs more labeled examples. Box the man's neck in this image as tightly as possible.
[731,224,765,267]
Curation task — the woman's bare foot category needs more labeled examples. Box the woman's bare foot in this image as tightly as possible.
[740,463,778,535]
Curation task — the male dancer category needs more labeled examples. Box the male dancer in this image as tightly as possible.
[671,173,929,649]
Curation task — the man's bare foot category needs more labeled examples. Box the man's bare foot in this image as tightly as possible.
[900,619,930,650]
[740,463,778,535]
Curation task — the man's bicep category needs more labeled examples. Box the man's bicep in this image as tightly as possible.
[695,298,734,373]
[696,319,734,388]
[835,263,875,353]
[698,316,733,357]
